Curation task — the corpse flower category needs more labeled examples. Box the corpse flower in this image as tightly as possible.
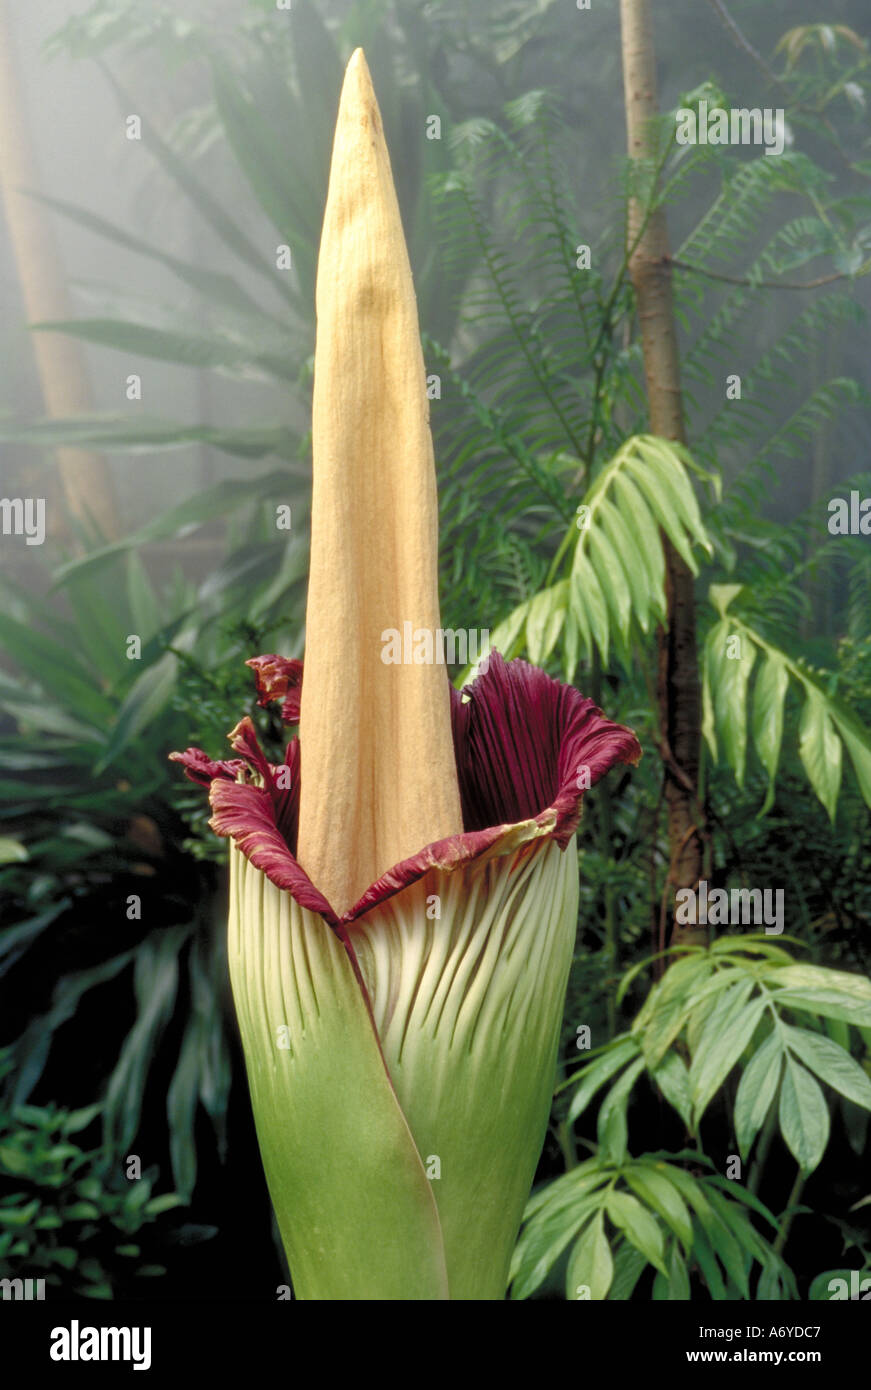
[171,49,641,1301]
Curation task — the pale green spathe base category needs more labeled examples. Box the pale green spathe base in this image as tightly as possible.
[228,843,448,1300]
[353,837,578,1299]
[228,835,578,1300]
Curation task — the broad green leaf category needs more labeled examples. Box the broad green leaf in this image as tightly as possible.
[624,1165,693,1255]
[779,1055,829,1174]
[596,496,653,633]
[833,714,871,808]
[686,970,755,1060]
[711,626,757,785]
[690,995,767,1125]
[566,1037,641,1124]
[565,1210,614,1301]
[782,1025,871,1109]
[0,416,297,462]
[624,449,700,575]
[734,1029,783,1157]
[571,549,610,664]
[27,189,270,321]
[0,613,113,728]
[651,1051,693,1129]
[125,553,162,642]
[104,929,187,1156]
[586,523,632,643]
[525,581,568,664]
[605,1190,667,1275]
[776,989,871,1027]
[611,471,665,615]
[798,685,842,820]
[652,1242,690,1299]
[56,470,294,583]
[94,628,196,772]
[773,964,871,1003]
[607,1239,650,1300]
[32,318,296,382]
[704,1206,751,1297]
[167,1014,201,1202]
[752,651,789,788]
[100,66,294,303]
[808,1268,871,1300]
[597,1056,646,1163]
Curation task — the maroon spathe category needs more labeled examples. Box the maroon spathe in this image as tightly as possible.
[170,652,642,930]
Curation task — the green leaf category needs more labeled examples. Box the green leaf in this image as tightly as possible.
[100,64,294,303]
[95,630,196,773]
[782,1026,871,1109]
[566,1037,641,1124]
[607,1239,650,1300]
[779,1055,830,1174]
[711,625,757,785]
[653,1242,691,1299]
[571,548,610,664]
[586,523,632,644]
[625,1164,693,1255]
[56,470,294,584]
[597,1056,646,1163]
[32,318,296,382]
[26,189,270,321]
[690,993,766,1124]
[144,1194,183,1217]
[798,685,842,820]
[0,415,297,462]
[64,1202,100,1220]
[605,1190,667,1276]
[167,1015,201,1202]
[0,1199,40,1226]
[0,837,28,864]
[565,1210,614,1300]
[752,651,789,792]
[0,613,112,728]
[596,497,653,634]
[734,1030,783,1157]
[611,472,665,619]
[832,713,871,808]
[525,581,568,664]
[651,1051,693,1129]
[103,929,187,1155]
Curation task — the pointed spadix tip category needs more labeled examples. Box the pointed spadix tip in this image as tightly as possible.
[338,47,380,132]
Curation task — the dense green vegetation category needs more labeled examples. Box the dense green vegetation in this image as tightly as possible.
[1,0,869,1300]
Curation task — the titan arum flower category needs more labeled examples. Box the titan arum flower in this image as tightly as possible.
[172,49,641,1300]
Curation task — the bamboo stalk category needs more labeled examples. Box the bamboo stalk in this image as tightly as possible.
[620,0,706,944]
[0,0,119,539]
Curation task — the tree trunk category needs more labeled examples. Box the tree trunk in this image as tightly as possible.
[0,0,119,540]
[619,0,706,947]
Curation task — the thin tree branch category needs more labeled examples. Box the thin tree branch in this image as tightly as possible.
[669,255,866,291]
[705,0,791,99]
